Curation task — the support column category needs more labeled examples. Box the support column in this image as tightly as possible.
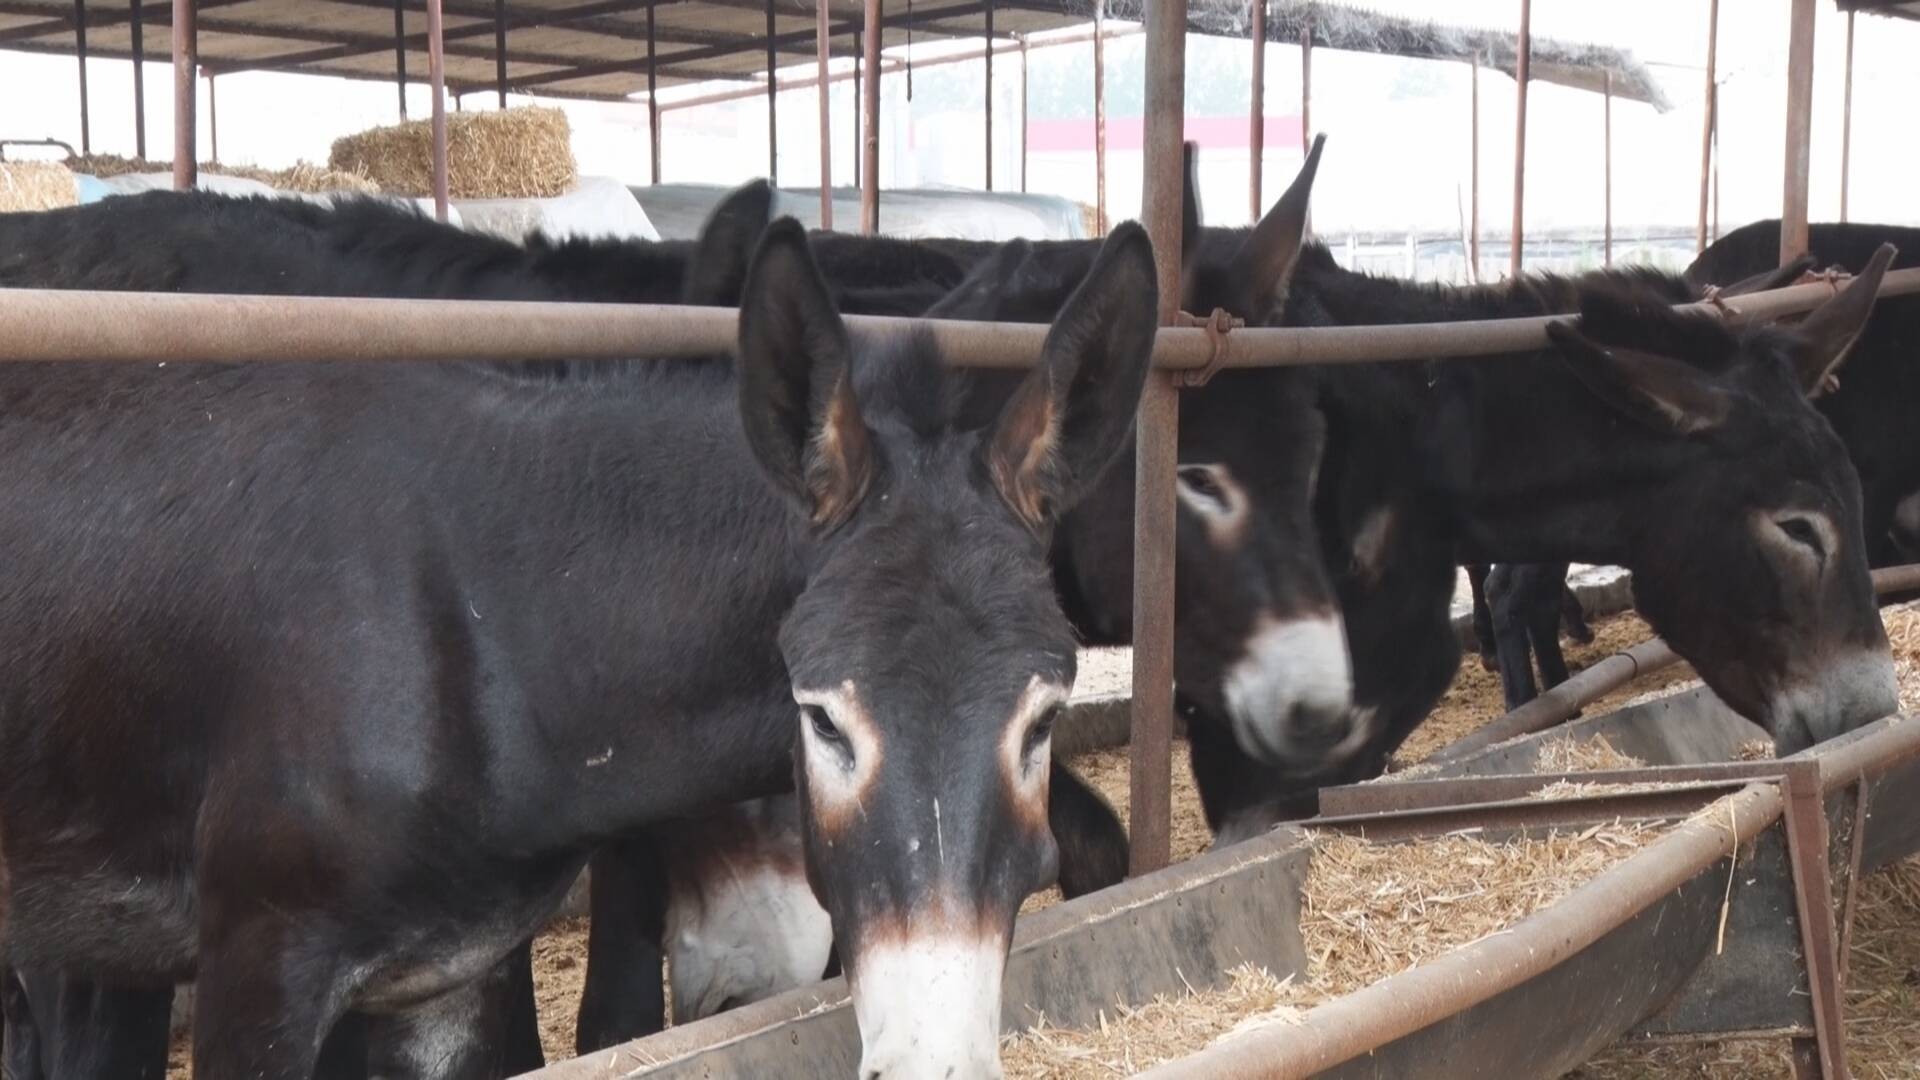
[74,0,91,155]
[172,0,196,191]
[1603,70,1612,266]
[427,0,450,221]
[1249,0,1265,220]
[647,6,661,184]
[1840,10,1855,223]
[1697,0,1719,254]
[1093,0,1107,234]
[1781,0,1815,265]
[861,0,881,234]
[1129,0,1187,879]
[132,0,146,159]
[984,0,994,191]
[394,0,408,120]
[817,0,834,227]
[1510,0,1530,278]
[494,0,507,108]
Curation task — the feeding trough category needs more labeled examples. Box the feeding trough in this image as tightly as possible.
[528,579,1920,1079]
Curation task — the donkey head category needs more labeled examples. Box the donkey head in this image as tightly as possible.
[1547,245,1899,751]
[737,218,1158,1078]
[1160,134,1357,771]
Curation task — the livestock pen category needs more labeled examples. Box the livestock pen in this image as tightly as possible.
[5,2,1920,1079]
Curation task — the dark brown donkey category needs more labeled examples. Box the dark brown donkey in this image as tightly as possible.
[0,219,1159,1078]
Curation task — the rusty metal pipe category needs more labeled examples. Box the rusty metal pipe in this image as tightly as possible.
[131,0,146,158]
[1782,0,1816,265]
[646,6,660,184]
[4,270,1919,370]
[427,0,449,222]
[1129,0,1187,879]
[1249,0,1265,221]
[1698,0,1718,254]
[1510,0,1530,278]
[1138,782,1785,1080]
[393,0,408,120]
[816,0,832,228]
[861,0,880,234]
[1469,51,1480,282]
[765,0,777,184]
[1019,36,1029,193]
[1429,638,1680,763]
[1092,0,1107,236]
[74,0,90,155]
[1841,11,1854,223]
[493,0,506,107]
[983,0,993,191]
[170,0,194,191]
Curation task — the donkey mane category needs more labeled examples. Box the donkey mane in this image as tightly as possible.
[851,326,970,439]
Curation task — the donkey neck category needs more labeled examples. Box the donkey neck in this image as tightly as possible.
[419,365,813,841]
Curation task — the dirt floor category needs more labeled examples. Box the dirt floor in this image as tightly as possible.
[159,608,1920,1076]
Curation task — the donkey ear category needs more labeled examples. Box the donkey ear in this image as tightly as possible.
[983,222,1159,530]
[923,239,1034,320]
[1693,253,1816,298]
[737,218,873,529]
[1548,321,1733,436]
[1181,141,1203,274]
[1227,133,1325,317]
[683,180,776,307]
[1789,243,1895,397]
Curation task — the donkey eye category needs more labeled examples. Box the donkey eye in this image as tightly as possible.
[1177,465,1229,509]
[802,705,845,747]
[1023,704,1062,760]
[1778,517,1826,558]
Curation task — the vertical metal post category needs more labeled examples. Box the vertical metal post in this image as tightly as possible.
[1019,36,1029,193]
[1248,0,1265,221]
[983,0,994,191]
[73,0,91,155]
[1510,0,1530,278]
[1130,0,1185,880]
[1603,69,1612,267]
[1299,21,1311,158]
[204,69,216,163]
[647,6,661,184]
[427,0,450,221]
[394,0,408,120]
[817,0,834,228]
[766,0,778,185]
[131,0,146,159]
[1093,0,1107,235]
[1697,0,1718,254]
[851,31,862,188]
[172,0,195,191]
[1469,52,1480,281]
[1781,0,1815,265]
[1840,10,1854,223]
[494,0,507,107]
[861,0,881,234]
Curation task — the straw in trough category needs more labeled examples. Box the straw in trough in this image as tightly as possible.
[1537,734,1646,774]
[0,161,77,211]
[329,107,576,200]
[67,153,382,194]
[1002,817,1666,1077]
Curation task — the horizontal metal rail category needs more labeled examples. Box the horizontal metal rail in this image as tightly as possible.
[0,268,1916,368]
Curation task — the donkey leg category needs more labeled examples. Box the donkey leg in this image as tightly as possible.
[1465,563,1499,672]
[1,966,43,1080]
[364,955,523,1080]
[1528,564,1576,690]
[1487,565,1540,711]
[191,914,353,1080]
[2,968,172,1080]
[575,835,669,1054]
[500,941,544,1075]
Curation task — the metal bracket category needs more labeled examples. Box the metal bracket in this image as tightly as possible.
[1780,759,1852,1080]
[1171,307,1243,388]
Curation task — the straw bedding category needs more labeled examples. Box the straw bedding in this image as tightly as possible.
[1001,819,1667,1077]
[0,160,77,211]
[65,153,380,193]
[328,107,576,200]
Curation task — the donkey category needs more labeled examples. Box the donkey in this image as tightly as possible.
[1144,149,1898,838]
[0,218,1159,1078]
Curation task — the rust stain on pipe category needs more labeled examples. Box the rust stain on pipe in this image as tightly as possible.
[171,0,194,191]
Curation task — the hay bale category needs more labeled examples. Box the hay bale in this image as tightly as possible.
[0,161,77,211]
[1537,733,1645,773]
[329,107,576,200]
